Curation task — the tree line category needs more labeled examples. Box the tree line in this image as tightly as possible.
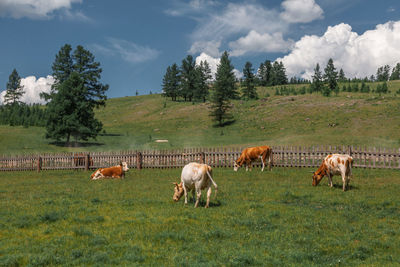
[1,44,108,145]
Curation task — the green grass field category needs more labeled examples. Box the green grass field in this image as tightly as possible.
[1,81,400,155]
[1,168,399,266]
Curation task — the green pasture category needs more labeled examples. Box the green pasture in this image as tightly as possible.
[1,168,399,266]
[1,81,400,155]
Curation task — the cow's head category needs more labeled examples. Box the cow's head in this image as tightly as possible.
[172,182,184,202]
[312,172,324,186]
[233,160,241,171]
[120,162,129,172]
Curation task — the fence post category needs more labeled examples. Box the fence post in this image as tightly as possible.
[137,152,143,170]
[85,153,90,171]
[348,145,352,156]
[37,156,42,172]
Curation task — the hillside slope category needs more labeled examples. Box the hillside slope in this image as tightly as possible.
[1,82,400,154]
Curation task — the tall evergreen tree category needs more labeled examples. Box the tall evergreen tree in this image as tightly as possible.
[376,65,391,81]
[4,69,25,105]
[311,63,323,93]
[323,58,338,96]
[390,63,400,80]
[258,60,272,86]
[195,60,212,102]
[180,55,197,102]
[338,68,346,82]
[241,61,258,100]
[209,51,236,126]
[44,44,108,144]
[162,63,180,101]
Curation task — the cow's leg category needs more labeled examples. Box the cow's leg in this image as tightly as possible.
[183,186,188,205]
[192,189,195,203]
[342,173,347,191]
[327,174,333,188]
[260,155,265,172]
[194,188,201,208]
[205,186,212,208]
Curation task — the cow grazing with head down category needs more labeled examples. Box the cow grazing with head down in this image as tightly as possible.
[312,154,353,191]
[173,162,218,208]
[234,146,273,172]
[90,162,129,180]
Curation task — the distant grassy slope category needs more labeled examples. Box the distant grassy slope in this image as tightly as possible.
[1,81,400,154]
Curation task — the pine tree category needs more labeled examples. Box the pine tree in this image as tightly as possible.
[390,63,400,80]
[195,60,212,102]
[4,69,24,105]
[44,44,108,144]
[258,60,272,86]
[311,63,323,93]
[162,63,180,101]
[209,51,236,126]
[376,65,391,81]
[241,61,258,100]
[338,68,346,82]
[323,58,338,97]
[180,55,197,102]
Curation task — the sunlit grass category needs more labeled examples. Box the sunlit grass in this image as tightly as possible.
[1,168,399,266]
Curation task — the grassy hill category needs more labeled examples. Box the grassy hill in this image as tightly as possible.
[1,81,400,155]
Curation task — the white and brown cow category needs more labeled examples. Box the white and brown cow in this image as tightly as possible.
[312,154,353,191]
[90,162,129,180]
[234,146,273,171]
[172,162,218,208]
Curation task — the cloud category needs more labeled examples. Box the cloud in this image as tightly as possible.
[0,0,86,20]
[229,30,294,56]
[277,21,400,79]
[189,40,222,58]
[190,3,286,42]
[195,52,242,79]
[280,0,323,23]
[165,0,219,17]
[0,75,54,105]
[92,38,160,64]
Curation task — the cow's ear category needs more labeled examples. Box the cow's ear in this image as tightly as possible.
[172,182,178,186]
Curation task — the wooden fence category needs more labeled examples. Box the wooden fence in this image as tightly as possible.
[1,145,400,172]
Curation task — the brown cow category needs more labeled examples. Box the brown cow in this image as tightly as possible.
[90,162,129,180]
[234,146,273,171]
[312,154,353,191]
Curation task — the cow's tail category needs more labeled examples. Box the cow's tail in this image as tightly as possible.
[346,157,353,178]
[206,170,218,199]
[267,147,273,170]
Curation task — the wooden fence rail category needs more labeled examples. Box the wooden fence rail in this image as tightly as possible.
[1,146,400,172]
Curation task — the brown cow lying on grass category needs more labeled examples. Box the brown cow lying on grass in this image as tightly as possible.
[90,162,129,180]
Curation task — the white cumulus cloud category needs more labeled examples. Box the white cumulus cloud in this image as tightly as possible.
[0,0,85,20]
[195,52,242,79]
[280,0,324,23]
[277,21,400,80]
[189,40,222,58]
[0,75,54,105]
[229,30,294,56]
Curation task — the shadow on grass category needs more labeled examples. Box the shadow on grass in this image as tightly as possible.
[99,133,123,137]
[212,119,236,128]
[49,141,104,148]
[332,184,358,190]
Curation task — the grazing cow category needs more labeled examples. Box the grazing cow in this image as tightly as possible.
[73,153,93,168]
[234,146,273,171]
[172,162,218,208]
[312,154,353,191]
[90,162,129,180]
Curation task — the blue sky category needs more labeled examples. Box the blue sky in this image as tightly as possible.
[0,0,399,103]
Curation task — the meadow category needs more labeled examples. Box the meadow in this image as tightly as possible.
[1,167,399,266]
[1,81,400,155]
